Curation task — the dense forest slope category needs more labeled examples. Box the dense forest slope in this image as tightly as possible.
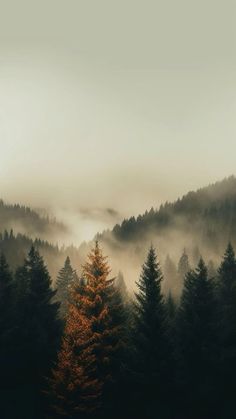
[0,199,68,240]
[0,230,80,282]
[1,177,236,286]
[95,176,236,278]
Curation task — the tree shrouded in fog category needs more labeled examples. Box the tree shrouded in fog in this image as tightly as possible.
[56,256,77,318]
[115,271,128,302]
[130,245,172,419]
[178,249,190,282]
[176,258,218,419]
[217,243,236,416]
[163,255,178,296]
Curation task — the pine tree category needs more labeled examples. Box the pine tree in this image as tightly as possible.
[49,280,102,418]
[0,253,15,379]
[176,249,191,297]
[176,259,218,418]
[56,256,77,318]
[130,245,172,419]
[80,242,126,417]
[178,249,190,282]
[14,246,62,418]
[217,243,236,416]
[0,253,14,335]
[0,254,23,418]
[163,255,178,296]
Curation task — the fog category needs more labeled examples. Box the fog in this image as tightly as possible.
[0,0,236,244]
[0,0,235,292]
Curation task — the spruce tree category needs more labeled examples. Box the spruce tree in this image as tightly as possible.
[80,242,126,418]
[56,256,77,318]
[176,259,218,418]
[131,245,171,419]
[217,243,236,416]
[177,248,190,299]
[0,254,21,418]
[15,246,61,418]
[0,253,14,342]
[0,253,15,380]
[49,280,102,418]
[178,248,190,281]
[163,255,178,296]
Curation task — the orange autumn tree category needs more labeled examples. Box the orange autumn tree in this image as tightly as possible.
[80,242,125,413]
[50,242,127,418]
[49,280,102,418]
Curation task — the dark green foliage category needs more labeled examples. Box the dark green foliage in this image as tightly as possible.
[176,259,218,418]
[166,291,177,324]
[0,253,15,380]
[56,256,78,318]
[14,246,62,418]
[130,246,172,419]
[0,229,81,281]
[217,243,236,416]
[2,233,236,418]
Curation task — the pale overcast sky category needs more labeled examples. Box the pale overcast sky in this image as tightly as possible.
[0,0,235,237]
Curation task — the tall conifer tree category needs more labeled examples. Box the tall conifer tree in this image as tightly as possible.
[178,249,190,281]
[0,254,20,418]
[217,243,236,416]
[14,246,61,419]
[56,256,77,318]
[163,255,178,296]
[176,259,218,418]
[49,280,102,418]
[80,242,126,418]
[131,245,171,419]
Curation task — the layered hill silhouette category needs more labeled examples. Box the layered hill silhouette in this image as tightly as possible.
[96,176,236,269]
[0,199,68,240]
[0,176,236,285]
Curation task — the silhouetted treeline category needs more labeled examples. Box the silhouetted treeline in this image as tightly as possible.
[0,229,81,281]
[0,199,67,239]
[97,176,236,256]
[2,241,236,418]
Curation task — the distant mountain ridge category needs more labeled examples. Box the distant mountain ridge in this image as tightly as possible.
[96,176,236,262]
[1,177,236,285]
[0,199,68,240]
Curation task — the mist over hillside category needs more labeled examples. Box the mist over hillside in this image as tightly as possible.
[91,176,236,288]
[0,199,69,241]
[1,176,236,290]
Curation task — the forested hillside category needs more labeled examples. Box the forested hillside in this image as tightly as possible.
[0,230,80,282]
[0,199,68,240]
[96,176,236,273]
[1,240,236,419]
[1,177,236,288]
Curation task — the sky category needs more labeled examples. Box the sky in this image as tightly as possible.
[0,0,235,240]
